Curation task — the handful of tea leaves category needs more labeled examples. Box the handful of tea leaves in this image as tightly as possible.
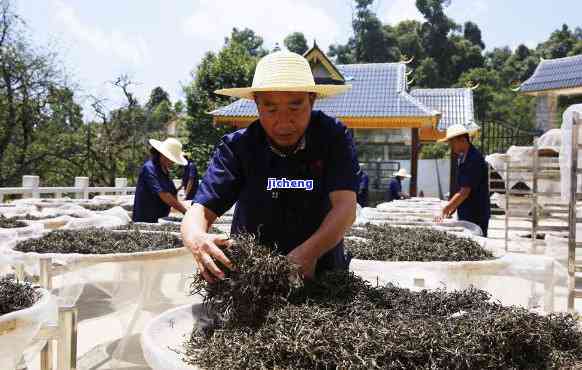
[14,228,182,254]
[346,223,493,261]
[0,277,40,316]
[191,234,302,329]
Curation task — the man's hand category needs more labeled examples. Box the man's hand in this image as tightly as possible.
[435,204,454,223]
[184,231,233,283]
[287,248,317,279]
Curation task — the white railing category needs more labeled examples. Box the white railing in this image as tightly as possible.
[0,176,139,203]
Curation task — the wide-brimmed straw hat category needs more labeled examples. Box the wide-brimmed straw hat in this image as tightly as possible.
[438,124,477,143]
[214,50,351,100]
[393,168,412,178]
[149,138,188,166]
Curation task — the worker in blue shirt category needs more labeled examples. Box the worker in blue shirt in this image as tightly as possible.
[133,138,188,223]
[436,124,491,236]
[179,155,199,201]
[386,168,411,202]
[181,51,359,282]
[357,169,369,207]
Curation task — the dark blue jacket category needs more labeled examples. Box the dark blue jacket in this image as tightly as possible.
[386,178,402,202]
[194,111,360,273]
[457,144,491,236]
[133,159,177,223]
[182,160,199,200]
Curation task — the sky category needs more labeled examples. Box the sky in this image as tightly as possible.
[14,0,582,119]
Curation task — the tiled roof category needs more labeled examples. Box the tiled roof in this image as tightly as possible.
[210,63,439,119]
[520,55,582,93]
[410,88,475,131]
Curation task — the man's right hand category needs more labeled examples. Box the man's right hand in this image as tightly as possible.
[184,232,233,283]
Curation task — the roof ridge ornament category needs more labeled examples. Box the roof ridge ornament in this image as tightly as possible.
[510,80,522,92]
[465,80,480,90]
[400,55,414,64]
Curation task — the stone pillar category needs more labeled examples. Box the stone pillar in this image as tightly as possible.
[410,128,419,197]
[74,177,89,199]
[115,178,128,195]
[535,94,559,132]
[22,175,40,198]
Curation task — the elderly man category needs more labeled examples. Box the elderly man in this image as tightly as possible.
[436,124,490,236]
[181,51,359,281]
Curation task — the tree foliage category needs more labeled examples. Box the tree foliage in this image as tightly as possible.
[284,32,309,55]
[2,0,582,182]
[184,29,259,173]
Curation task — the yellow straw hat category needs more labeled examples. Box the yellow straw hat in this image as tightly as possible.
[438,124,472,143]
[149,138,188,166]
[214,50,351,100]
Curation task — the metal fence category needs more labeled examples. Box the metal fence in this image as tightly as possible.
[480,121,542,155]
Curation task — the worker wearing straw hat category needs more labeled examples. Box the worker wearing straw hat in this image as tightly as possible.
[435,124,491,236]
[386,168,411,202]
[182,50,359,282]
[133,138,189,223]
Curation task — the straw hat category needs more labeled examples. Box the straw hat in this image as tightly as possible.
[438,124,474,143]
[149,138,187,166]
[214,50,351,100]
[393,168,412,178]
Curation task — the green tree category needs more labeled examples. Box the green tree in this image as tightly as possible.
[146,86,170,112]
[393,20,425,66]
[537,24,577,59]
[416,0,458,85]
[352,0,400,62]
[224,27,267,57]
[328,40,356,64]
[420,143,449,159]
[416,57,442,87]
[463,21,485,49]
[184,39,258,172]
[284,32,308,55]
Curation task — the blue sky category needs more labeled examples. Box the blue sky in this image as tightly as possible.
[15,0,582,118]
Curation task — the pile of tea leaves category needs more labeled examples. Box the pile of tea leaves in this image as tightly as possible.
[0,215,27,228]
[185,236,582,370]
[0,276,40,315]
[81,203,116,211]
[346,223,493,261]
[13,213,81,221]
[13,228,182,254]
[114,222,223,234]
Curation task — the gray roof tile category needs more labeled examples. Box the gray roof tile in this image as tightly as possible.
[409,88,475,131]
[211,63,439,119]
[520,55,582,93]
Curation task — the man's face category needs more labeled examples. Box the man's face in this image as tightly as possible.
[255,92,315,149]
[160,154,174,168]
[449,136,466,155]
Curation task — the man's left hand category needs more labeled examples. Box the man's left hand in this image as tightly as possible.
[436,204,454,222]
[287,248,316,279]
